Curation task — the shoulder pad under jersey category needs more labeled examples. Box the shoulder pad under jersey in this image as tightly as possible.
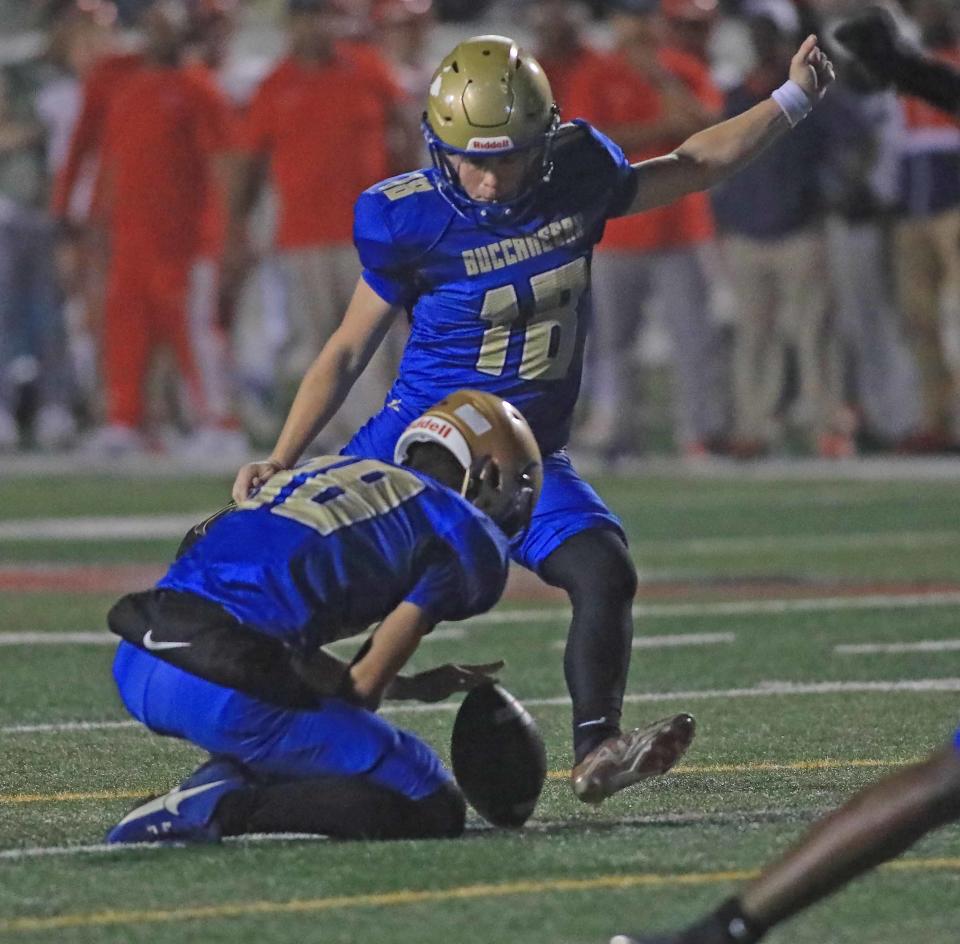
[548,120,635,214]
[354,169,453,274]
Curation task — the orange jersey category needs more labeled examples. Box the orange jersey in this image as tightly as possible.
[239,44,403,248]
[537,44,605,122]
[51,51,145,221]
[566,47,720,251]
[102,66,232,259]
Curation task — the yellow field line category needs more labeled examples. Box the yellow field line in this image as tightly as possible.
[3,858,960,934]
[2,758,920,805]
[546,756,920,781]
[0,789,146,805]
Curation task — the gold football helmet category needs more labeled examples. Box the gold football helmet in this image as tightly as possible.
[422,35,560,223]
[394,390,543,537]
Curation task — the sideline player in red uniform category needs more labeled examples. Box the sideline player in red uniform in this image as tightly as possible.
[91,0,234,453]
[226,0,412,450]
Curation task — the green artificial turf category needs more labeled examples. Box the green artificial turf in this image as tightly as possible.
[1,470,959,943]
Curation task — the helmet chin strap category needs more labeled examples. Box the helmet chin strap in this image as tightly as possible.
[458,463,472,498]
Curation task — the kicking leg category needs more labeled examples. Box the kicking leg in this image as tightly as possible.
[523,454,694,803]
[218,775,464,840]
[540,527,637,760]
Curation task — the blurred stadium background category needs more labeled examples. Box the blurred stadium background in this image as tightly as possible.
[0,0,959,464]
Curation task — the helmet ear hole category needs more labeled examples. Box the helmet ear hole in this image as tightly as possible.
[483,458,501,491]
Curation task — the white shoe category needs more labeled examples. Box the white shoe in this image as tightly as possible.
[0,409,17,450]
[83,424,143,458]
[34,404,77,450]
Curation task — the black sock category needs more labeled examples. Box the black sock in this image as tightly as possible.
[216,775,465,840]
[540,530,637,764]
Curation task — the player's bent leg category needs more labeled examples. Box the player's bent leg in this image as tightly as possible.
[218,775,465,840]
[202,699,464,839]
[113,642,462,840]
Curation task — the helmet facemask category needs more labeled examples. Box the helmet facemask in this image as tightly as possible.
[463,455,539,538]
[422,108,560,227]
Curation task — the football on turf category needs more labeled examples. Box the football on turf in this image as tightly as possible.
[450,683,547,829]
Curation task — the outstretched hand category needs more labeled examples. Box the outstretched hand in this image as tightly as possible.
[790,34,836,102]
[405,661,505,703]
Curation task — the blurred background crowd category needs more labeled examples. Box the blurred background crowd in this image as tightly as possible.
[1,0,959,464]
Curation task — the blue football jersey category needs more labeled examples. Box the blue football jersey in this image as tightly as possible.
[158,457,510,650]
[355,120,635,455]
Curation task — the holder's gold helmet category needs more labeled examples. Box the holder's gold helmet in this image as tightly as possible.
[394,390,543,537]
[422,35,560,224]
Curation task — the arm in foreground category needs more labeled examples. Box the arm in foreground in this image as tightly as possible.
[611,743,960,944]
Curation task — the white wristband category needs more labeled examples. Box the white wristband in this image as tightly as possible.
[771,79,813,128]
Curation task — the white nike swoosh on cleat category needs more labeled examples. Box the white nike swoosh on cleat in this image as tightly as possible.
[117,780,229,826]
[142,629,191,652]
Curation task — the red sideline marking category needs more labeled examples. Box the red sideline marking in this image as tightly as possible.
[504,568,960,603]
[4,563,960,604]
[0,565,164,594]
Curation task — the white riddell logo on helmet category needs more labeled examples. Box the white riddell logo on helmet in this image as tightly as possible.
[467,136,514,152]
[410,417,453,438]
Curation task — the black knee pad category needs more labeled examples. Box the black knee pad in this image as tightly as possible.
[418,780,466,838]
[544,529,638,604]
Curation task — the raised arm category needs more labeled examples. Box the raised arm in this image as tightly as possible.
[231,278,400,502]
[617,34,835,217]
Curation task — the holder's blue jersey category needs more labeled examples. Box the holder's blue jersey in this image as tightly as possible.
[158,457,509,650]
[355,121,635,455]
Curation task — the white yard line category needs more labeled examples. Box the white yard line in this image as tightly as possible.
[7,586,960,648]
[464,591,960,627]
[551,632,736,651]
[0,633,117,647]
[4,591,959,649]
[4,452,960,479]
[0,809,824,862]
[0,515,198,541]
[0,628,466,648]
[0,512,955,556]
[630,531,960,555]
[4,677,959,734]
[383,678,960,714]
[1,720,139,734]
[0,833,329,861]
[836,640,960,655]
[630,632,735,649]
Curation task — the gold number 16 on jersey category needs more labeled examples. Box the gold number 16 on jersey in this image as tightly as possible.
[476,257,588,381]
